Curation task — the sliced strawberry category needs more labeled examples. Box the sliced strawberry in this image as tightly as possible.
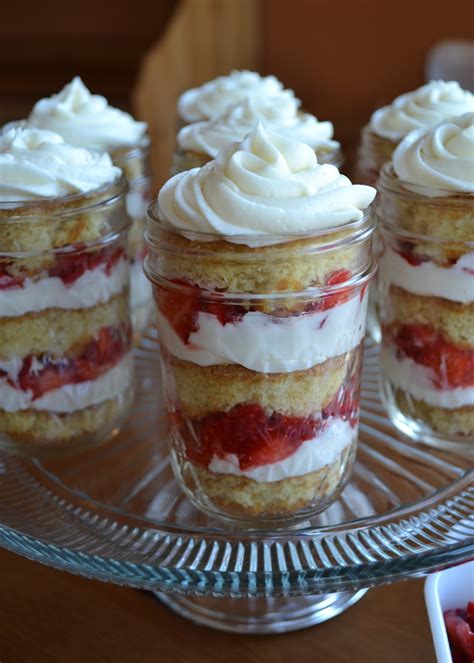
[445,609,474,663]
[154,280,200,343]
[202,300,247,326]
[393,325,474,389]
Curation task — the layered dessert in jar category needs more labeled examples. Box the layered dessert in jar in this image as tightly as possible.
[145,124,376,525]
[173,96,342,175]
[177,70,298,128]
[0,127,133,456]
[378,113,474,448]
[357,80,474,186]
[25,77,153,334]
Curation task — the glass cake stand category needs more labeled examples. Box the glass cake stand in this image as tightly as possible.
[0,333,472,633]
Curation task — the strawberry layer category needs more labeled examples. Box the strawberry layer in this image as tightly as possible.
[157,290,368,373]
[381,248,474,303]
[208,418,355,483]
[0,354,133,413]
[0,324,131,412]
[0,250,128,318]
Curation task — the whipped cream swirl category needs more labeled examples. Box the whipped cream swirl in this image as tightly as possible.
[370,81,474,141]
[0,127,121,201]
[393,112,474,196]
[159,124,375,245]
[177,97,339,158]
[177,70,299,123]
[28,77,147,151]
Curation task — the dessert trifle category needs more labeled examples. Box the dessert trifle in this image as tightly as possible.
[357,80,474,186]
[173,96,342,174]
[25,77,153,333]
[358,80,474,342]
[145,124,376,525]
[0,127,133,456]
[177,70,298,127]
[378,113,474,449]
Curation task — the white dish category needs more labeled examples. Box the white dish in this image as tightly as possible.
[425,560,474,662]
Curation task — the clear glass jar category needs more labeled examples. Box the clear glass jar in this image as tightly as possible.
[377,164,474,450]
[112,141,154,336]
[144,207,376,526]
[171,144,344,176]
[0,177,134,457]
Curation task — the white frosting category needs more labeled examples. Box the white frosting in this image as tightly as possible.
[208,418,354,482]
[0,127,121,201]
[157,291,367,373]
[0,354,133,413]
[28,77,147,151]
[0,257,129,317]
[392,113,474,196]
[392,113,474,197]
[382,346,474,409]
[381,248,474,303]
[177,97,339,158]
[177,70,298,123]
[370,81,474,141]
[159,124,375,246]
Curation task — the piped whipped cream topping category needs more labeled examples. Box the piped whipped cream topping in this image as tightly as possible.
[28,77,147,151]
[209,418,355,482]
[178,70,299,123]
[0,127,121,201]
[393,113,474,196]
[370,81,474,141]
[177,97,339,158]
[159,124,375,246]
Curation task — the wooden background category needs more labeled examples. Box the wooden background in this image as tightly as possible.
[1,0,472,143]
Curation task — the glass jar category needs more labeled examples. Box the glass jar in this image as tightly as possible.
[171,144,344,176]
[144,206,376,526]
[377,164,474,450]
[112,141,154,336]
[0,177,133,457]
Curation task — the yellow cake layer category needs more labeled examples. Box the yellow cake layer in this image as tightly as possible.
[395,390,474,439]
[151,229,371,295]
[387,287,474,350]
[0,292,129,360]
[170,354,350,418]
[0,391,131,445]
[187,442,354,518]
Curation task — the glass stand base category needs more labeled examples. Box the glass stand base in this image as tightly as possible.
[155,589,369,634]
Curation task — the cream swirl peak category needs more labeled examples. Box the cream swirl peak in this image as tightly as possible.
[393,112,474,196]
[177,97,339,158]
[177,70,299,123]
[159,124,375,245]
[28,77,147,151]
[370,81,474,142]
[0,127,121,201]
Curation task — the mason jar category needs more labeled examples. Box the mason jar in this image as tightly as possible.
[112,140,154,336]
[0,177,133,457]
[144,205,376,526]
[377,163,474,450]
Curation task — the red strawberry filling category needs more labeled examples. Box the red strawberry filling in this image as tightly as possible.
[155,269,355,345]
[0,324,131,401]
[180,372,360,470]
[444,602,474,663]
[0,244,125,291]
[391,324,474,389]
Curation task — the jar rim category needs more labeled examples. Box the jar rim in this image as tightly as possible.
[0,174,128,219]
[146,200,375,254]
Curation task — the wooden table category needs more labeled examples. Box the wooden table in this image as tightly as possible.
[0,548,434,662]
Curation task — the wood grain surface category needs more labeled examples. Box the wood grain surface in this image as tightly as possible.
[0,548,434,663]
